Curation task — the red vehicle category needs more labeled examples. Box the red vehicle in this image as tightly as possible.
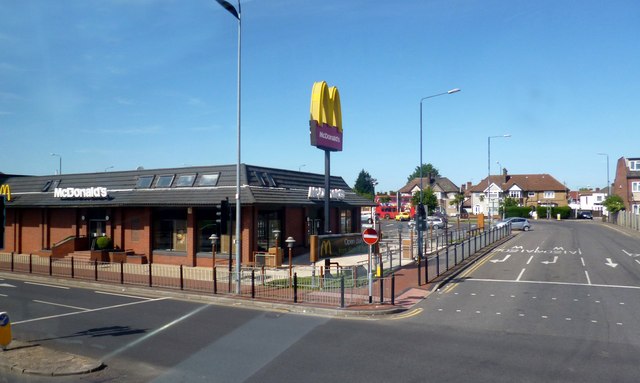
[376,204,415,220]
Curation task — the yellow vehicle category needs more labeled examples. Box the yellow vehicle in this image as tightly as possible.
[395,211,411,221]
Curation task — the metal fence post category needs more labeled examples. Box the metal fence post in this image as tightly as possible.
[120,261,124,284]
[71,257,74,279]
[436,253,440,276]
[213,266,218,294]
[462,241,465,260]
[148,262,152,287]
[94,259,98,281]
[391,273,395,306]
[417,256,422,286]
[49,256,52,276]
[180,265,184,290]
[340,274,345,308]
[251,269,255,299]
[10,253,14,272]
[293,272,298,303]
[29,254,32,274]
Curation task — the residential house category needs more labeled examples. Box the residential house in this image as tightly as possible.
[467,169,569,217]
[398,176,460,216]
[613,156,640,214]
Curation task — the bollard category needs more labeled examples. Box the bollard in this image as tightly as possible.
[293,273,298,303]
[29,254,32,274]
[49,256,53,276]
[71,257,74,279]
[417,256,422,286]
[380,276,384,304]
[120,261,124,284]
[148,262,152,287]
[179,265,184,290]
[0,312,11,350]
[94,259,98,281]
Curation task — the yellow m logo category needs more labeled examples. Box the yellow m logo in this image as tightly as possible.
[320,239,332,257]
[309,81,343,152]
[0,185,10,201]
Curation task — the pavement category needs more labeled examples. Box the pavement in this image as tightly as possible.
[0,232,515,378]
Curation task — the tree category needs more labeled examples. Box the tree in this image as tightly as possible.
[378,194,391,204]
[407,163,440,182]
[411,188,438,214]
[602,195,625,214]
[353,169,375,201]
[449,193,465,214]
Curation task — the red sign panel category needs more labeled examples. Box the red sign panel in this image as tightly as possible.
[362,228,379,245]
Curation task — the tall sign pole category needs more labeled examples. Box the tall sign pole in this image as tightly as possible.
[309,81,343,234]
[362,228,379,304]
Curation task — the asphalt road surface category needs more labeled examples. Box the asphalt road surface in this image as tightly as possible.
[1,220,639,382]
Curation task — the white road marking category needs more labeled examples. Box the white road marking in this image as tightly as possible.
[581,257,586,267]
[0,283,16,288]
[33,299,90,311]
[94,290,152,300]
[585,271,592,285]
[605,258,618,268]
[12,297,170,325]
[490,254,511,263]
[541,256,558,265]
[24,281,69,290]
[0,293,7,297]
[526,256,534,265]
[467,278,640,291]
[516,268,526,281]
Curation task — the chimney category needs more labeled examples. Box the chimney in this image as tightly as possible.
[503,168,509,183]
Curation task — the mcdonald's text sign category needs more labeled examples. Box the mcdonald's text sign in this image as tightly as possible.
[309,81,343,151]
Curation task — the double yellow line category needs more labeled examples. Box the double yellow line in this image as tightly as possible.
[440,252,497,294]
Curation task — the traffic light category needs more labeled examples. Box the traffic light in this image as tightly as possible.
[216,199,230,235]
[417,203,426,231]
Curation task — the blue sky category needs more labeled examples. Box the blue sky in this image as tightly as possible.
[1,0,639,193]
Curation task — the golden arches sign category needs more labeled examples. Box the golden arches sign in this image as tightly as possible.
[309,81,343,151]
[0,185,10,201]
[320,239,333,258]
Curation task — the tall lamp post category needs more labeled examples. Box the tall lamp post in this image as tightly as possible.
[214,0,242,294]
[417,88,460,259]
[487,135,510,227]
[50,153,62,175]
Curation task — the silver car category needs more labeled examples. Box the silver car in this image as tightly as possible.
[497,217,531,231]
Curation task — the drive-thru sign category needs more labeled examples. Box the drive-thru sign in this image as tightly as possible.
[362,228,379,245]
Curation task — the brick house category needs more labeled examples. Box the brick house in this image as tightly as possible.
[467,169,569,217]
[613,156,640,214]
[397,176,460,216]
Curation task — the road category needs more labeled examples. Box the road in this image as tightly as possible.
[1,220,639,382]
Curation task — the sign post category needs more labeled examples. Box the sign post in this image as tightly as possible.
[362,228,379,304]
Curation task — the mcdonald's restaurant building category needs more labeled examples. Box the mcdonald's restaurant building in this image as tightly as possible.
[0,165,372,266]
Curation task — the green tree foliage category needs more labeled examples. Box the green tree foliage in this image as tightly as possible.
[407,163,440,182]
[602,195,625,213]
[411,188,438,214]
[378,194,392,204]
[353,169,375,200]
[448,193,465,214]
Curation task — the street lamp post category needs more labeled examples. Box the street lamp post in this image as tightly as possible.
[487,135,511,227]
[285,237,295,287]
[418,88,460,259]
[214,0,242,294]
[50,153,62,175]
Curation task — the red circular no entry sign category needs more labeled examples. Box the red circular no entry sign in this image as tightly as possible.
[362,228,379,245]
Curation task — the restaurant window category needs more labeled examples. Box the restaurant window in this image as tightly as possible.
[136,176,154,188]
[197,173,220,187]
[257,210,281,251]
[176,174,196,187]
[155,175,174,188]
[196,208,216,253]
[340,210,353,233]
[153,208,187,252]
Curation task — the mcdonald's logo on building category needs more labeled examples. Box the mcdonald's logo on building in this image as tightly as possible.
[0,185,10,201]
[309,81,343,152]
[320,239,333,257]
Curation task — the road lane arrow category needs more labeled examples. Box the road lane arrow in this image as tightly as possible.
[490,254,511,263]
[541,256,558,265]
[605,258,618,268]
[622,250,640,257]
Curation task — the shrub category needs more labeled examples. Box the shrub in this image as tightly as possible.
[536,206,571,219]
[96,236,112,250]
[505,206,532,218]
